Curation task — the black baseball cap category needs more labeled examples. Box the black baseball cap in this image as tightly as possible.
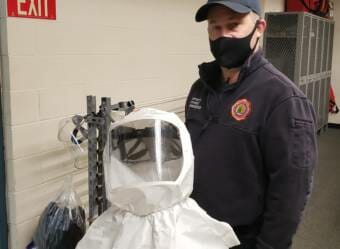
[195,0,262,22]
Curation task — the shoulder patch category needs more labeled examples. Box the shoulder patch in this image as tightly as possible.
[189,97,202,110]
[231,99,252,121]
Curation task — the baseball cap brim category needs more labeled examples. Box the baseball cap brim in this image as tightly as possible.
[195,1,252,22]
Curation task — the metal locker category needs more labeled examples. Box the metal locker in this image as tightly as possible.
[264,12,334,131]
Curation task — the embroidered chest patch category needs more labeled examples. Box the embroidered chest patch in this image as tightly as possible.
[231,99,252,121]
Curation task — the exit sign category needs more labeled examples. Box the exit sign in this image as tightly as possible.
[7,0,56,20]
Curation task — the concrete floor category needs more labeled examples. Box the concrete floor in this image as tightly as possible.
[293,128,340,249]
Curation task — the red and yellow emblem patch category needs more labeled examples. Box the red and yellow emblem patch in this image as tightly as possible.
[231,99,252,121]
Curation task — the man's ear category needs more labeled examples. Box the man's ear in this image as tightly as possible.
[256,19,267,35]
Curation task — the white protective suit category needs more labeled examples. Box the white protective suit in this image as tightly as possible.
[76,108,240,249]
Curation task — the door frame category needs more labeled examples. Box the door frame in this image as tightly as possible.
[0,103,7,249]
[0,14,8,249]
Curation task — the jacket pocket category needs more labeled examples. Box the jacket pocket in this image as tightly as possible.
[291,118,316,169]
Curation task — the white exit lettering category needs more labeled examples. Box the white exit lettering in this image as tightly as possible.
[17,0,49,17]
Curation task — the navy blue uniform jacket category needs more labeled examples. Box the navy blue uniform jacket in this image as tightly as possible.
[185,51,317,249]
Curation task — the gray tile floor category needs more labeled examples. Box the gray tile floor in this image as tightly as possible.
[293,128,340,249]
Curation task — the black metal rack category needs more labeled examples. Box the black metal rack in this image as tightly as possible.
[85,96,134,223]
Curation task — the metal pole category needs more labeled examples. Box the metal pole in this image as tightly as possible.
[86,96,134,223]
[97,97,111,214]
[87,96,97,224]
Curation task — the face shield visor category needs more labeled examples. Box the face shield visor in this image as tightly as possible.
[109,119,183,185]
[58,116,88,169]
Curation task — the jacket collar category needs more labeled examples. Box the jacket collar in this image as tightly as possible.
[198,49,269,93]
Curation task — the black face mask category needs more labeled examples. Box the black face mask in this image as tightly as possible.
[209,22,260,69]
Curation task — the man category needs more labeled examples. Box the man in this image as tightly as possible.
[185,1,317,249]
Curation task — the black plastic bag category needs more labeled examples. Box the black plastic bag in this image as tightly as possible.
[33,176,86,249]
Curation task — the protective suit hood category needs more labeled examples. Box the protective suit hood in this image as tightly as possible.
[77,108,239,249]
[104,108,194,216]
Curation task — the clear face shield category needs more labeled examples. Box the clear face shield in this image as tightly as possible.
[109,119,183,184]
[58,116,88,169]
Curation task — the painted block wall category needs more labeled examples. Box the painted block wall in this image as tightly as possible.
[262,0,285,13]
[0,0,210,248]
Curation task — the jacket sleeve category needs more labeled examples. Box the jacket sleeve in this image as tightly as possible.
[257,96,318,249]
[185,80,199,123]
[185,90,192,123]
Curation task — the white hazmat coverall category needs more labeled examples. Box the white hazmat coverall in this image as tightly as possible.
[76,108,240,249]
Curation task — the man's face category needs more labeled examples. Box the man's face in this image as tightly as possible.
[207,6,266,48]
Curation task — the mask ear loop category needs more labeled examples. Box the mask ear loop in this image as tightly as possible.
[251,20,261,52]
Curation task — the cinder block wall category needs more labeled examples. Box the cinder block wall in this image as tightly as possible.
[0,0,210,248]
[262,0,284,12]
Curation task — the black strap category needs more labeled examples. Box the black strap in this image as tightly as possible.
[114,127,182,163]
[71,128,86,145]
[71,115,88,145]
